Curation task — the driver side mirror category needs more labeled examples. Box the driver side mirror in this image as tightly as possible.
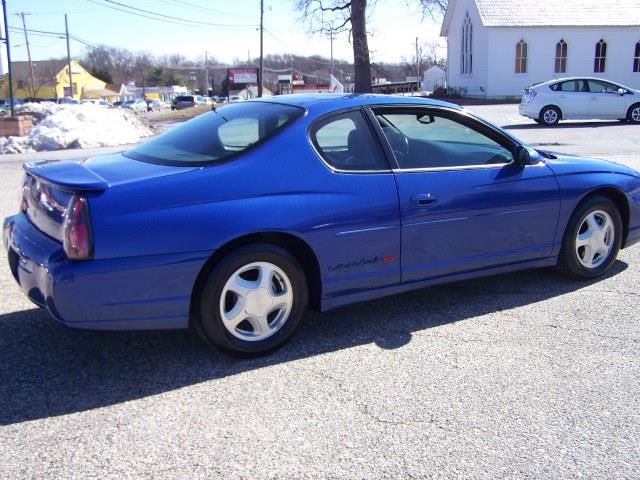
[516,146,531,166]
[618,88,627,96]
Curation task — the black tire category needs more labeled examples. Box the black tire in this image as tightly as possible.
[539,106,561,126]
[557,196,622,279]
[194,244,308,356]
[627,103,640,124]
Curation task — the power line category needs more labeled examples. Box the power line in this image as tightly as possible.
[155,0,254,18]
[85,0,216,29]
[8,26,97,49]
[89,0,257,28]
[9,26,64,37]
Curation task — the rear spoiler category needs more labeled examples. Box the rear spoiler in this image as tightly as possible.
[24,160,108,192]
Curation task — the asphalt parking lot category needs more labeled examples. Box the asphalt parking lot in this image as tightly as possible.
[1,105,639,479]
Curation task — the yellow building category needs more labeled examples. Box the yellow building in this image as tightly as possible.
[2,60,107,100]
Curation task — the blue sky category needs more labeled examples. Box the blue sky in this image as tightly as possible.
[5,0,445,65]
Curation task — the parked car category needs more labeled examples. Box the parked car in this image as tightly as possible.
[519,77,640,126]
[81,99,112,108]
[228,95,245,103]
[112,100,124,108]
[4,95,640,355]
[0,98,25,115]
[171,95,203,110]
[122,99,147,114]
[41,97,79,105]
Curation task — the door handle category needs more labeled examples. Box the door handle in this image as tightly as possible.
[411,193,437,207]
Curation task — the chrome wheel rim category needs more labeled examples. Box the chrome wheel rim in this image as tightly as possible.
[543,109,558,124]
[220,261,293,342]
[631,107,640,122]
[575,210,615,269]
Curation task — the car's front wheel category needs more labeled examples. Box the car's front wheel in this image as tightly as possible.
[539,106,561,126]
[195,244,308,356]
[627,103,640,124]
[557,196,622,279]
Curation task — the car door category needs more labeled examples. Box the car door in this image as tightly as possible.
[586,80,629,119]
[552,79,590,118]
[308,108,402,296]
[370,107,561,283]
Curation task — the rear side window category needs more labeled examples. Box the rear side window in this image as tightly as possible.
[310,110,388,171]
[550,80,587,92]
[126,102,303,165]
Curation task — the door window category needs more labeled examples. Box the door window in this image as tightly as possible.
[373,109,515,169]
[310,110,388,171]
[587,80,619,94]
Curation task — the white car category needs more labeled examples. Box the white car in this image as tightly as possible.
[81,99,112,108]
[122,99,148,114]
[519,77,640,126]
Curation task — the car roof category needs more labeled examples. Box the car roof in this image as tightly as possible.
[533,77,639,92]
[259,93,458,108]
[537,76,627,85]
[254,93,462,116]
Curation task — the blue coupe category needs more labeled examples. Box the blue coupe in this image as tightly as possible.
[4,95,640,355]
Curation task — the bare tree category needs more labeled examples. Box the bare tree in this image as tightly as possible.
[417,0,448,20]
[297,0,447,93]
[297,0,371,93]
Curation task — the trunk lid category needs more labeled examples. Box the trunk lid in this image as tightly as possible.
[22,153,199,242]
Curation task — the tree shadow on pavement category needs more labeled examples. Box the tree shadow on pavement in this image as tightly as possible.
[0,261,627,425]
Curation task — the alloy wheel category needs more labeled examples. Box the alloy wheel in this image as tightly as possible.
[219,261,294,342]
[543,109,558,125]
[575,210,615,269]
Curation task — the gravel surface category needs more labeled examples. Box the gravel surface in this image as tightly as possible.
[0,105,639,479]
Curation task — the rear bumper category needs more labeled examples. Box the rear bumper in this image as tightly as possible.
[4,213,208,330]
[518,103,539,119]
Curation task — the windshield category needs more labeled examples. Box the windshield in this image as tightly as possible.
[125,101,304,165]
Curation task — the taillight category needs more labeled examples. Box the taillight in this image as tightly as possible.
[63,195,93,260]
[19,174,29,213]
[529,90,538,99]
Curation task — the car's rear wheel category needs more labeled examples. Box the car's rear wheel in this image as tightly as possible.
[539,106,561,126]
[557,196,622,279]
[627,103,640,124]
[195,244,308,356]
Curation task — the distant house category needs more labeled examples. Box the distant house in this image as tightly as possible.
[440,0,640,98]
[421,65,446,92]
[2,60,106,100]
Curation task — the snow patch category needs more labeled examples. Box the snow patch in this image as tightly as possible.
[0,103,154,154]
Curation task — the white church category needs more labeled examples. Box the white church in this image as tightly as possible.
[440,0,640,98]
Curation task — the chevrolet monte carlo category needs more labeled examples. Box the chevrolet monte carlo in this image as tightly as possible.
[4,95,640,355]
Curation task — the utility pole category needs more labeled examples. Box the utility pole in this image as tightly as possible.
[258,0,264,98]
[19,12,36,98]
[204,51,209,97]
[1,0,14,115]
[329,28,334,77]
[65,14,73,99]
[415,37,421,94]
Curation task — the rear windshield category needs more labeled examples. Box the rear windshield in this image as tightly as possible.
[125,102,304,165]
